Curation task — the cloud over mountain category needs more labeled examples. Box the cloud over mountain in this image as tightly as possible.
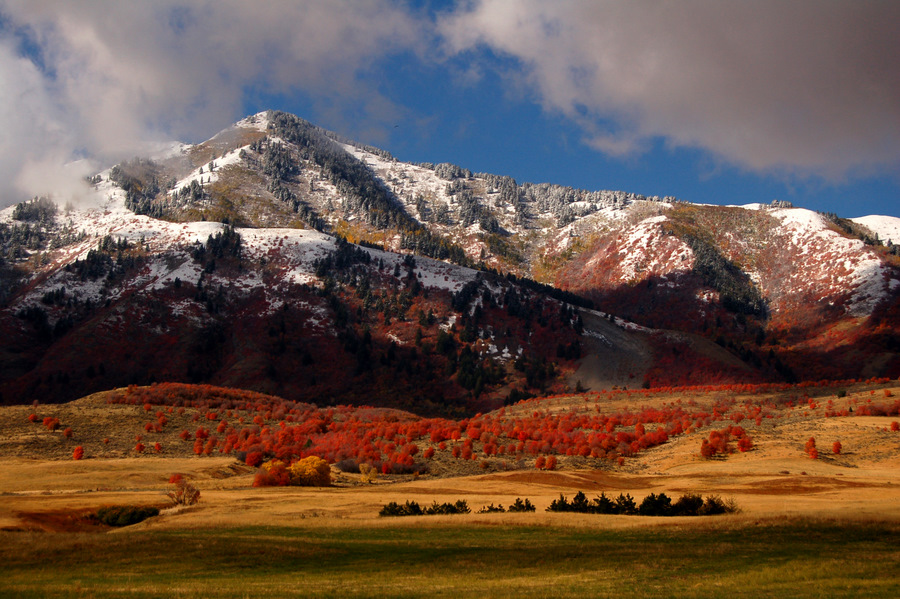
[0,0,897,209]
[0,0,420,206]
[439,0,900,178]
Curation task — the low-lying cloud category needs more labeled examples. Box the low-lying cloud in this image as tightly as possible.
[0,0,421,207]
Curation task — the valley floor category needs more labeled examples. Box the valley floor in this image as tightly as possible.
[1,384,899,596]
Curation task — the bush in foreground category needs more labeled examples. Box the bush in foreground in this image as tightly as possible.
[167,475,201,506]
[546,491,739,516]
[507,498,536,512]
[95,506,159,527]
[380,500,471,517]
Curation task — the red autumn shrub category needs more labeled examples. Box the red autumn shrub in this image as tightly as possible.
[28,413,38,423]
[180,430,191,441]
[245,451,264,467]
[43,417,60,431]
[135,442,145,453]
[534,455,546,469]
[544,455,557,471]
[891,421,899,432]
[63,427,73,439]
[805,437,817,458]
[73,446,84,460]
[253,460,291,487]
[154,442,162,453]
[832,441,842,455]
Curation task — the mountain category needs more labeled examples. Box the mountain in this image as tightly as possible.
[0,110,897,413]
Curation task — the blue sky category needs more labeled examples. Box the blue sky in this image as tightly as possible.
[1,1,898,218]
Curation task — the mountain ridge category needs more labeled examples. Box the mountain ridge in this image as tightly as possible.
[0,110,897,412]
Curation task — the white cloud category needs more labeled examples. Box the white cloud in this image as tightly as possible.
[2,0,897,209]
[438,0,900,179]
[0,0,422,207]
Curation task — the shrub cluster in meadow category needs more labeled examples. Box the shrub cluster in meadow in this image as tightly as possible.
[379,493,737,517]
[253,456,332,487]
[700,425,753,458]
[547,491,738,516]
[477,498,536,513]
[94,506,159,527]
[380,500,471,517]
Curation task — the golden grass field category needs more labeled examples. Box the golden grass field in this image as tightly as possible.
[2,383,899,532]
[1,384,900,597]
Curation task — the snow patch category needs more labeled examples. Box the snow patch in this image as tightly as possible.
[851,215,900,246]
[771,208,894,316]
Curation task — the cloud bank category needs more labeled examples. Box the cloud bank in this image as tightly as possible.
[0,0,421,206]
[0,0,897,207]
[439,0,900,179]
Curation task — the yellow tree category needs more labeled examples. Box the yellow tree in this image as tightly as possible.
[288,456,332,486]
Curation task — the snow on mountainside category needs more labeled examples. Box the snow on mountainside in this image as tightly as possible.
[1,167,477,318]
[852,215,900,246]
[768,208,896,317]
[0,109,898,409]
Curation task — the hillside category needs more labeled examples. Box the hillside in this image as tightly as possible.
[0,110,898,414]
[1,380,899,598]
[1,380,899,516]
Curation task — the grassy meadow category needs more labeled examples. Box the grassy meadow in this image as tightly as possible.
[1,519,898,598]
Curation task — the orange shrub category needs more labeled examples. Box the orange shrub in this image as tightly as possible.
[73,446,84,460]
[289,457,332,486]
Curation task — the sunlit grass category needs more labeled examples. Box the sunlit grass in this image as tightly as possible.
[1,518,898,597]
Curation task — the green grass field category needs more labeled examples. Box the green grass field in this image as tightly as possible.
[1,519,899,597]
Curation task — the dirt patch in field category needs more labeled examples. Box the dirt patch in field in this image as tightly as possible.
[6,510,106,533]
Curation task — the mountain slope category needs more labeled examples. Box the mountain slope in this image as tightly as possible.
[0,110,897,412]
